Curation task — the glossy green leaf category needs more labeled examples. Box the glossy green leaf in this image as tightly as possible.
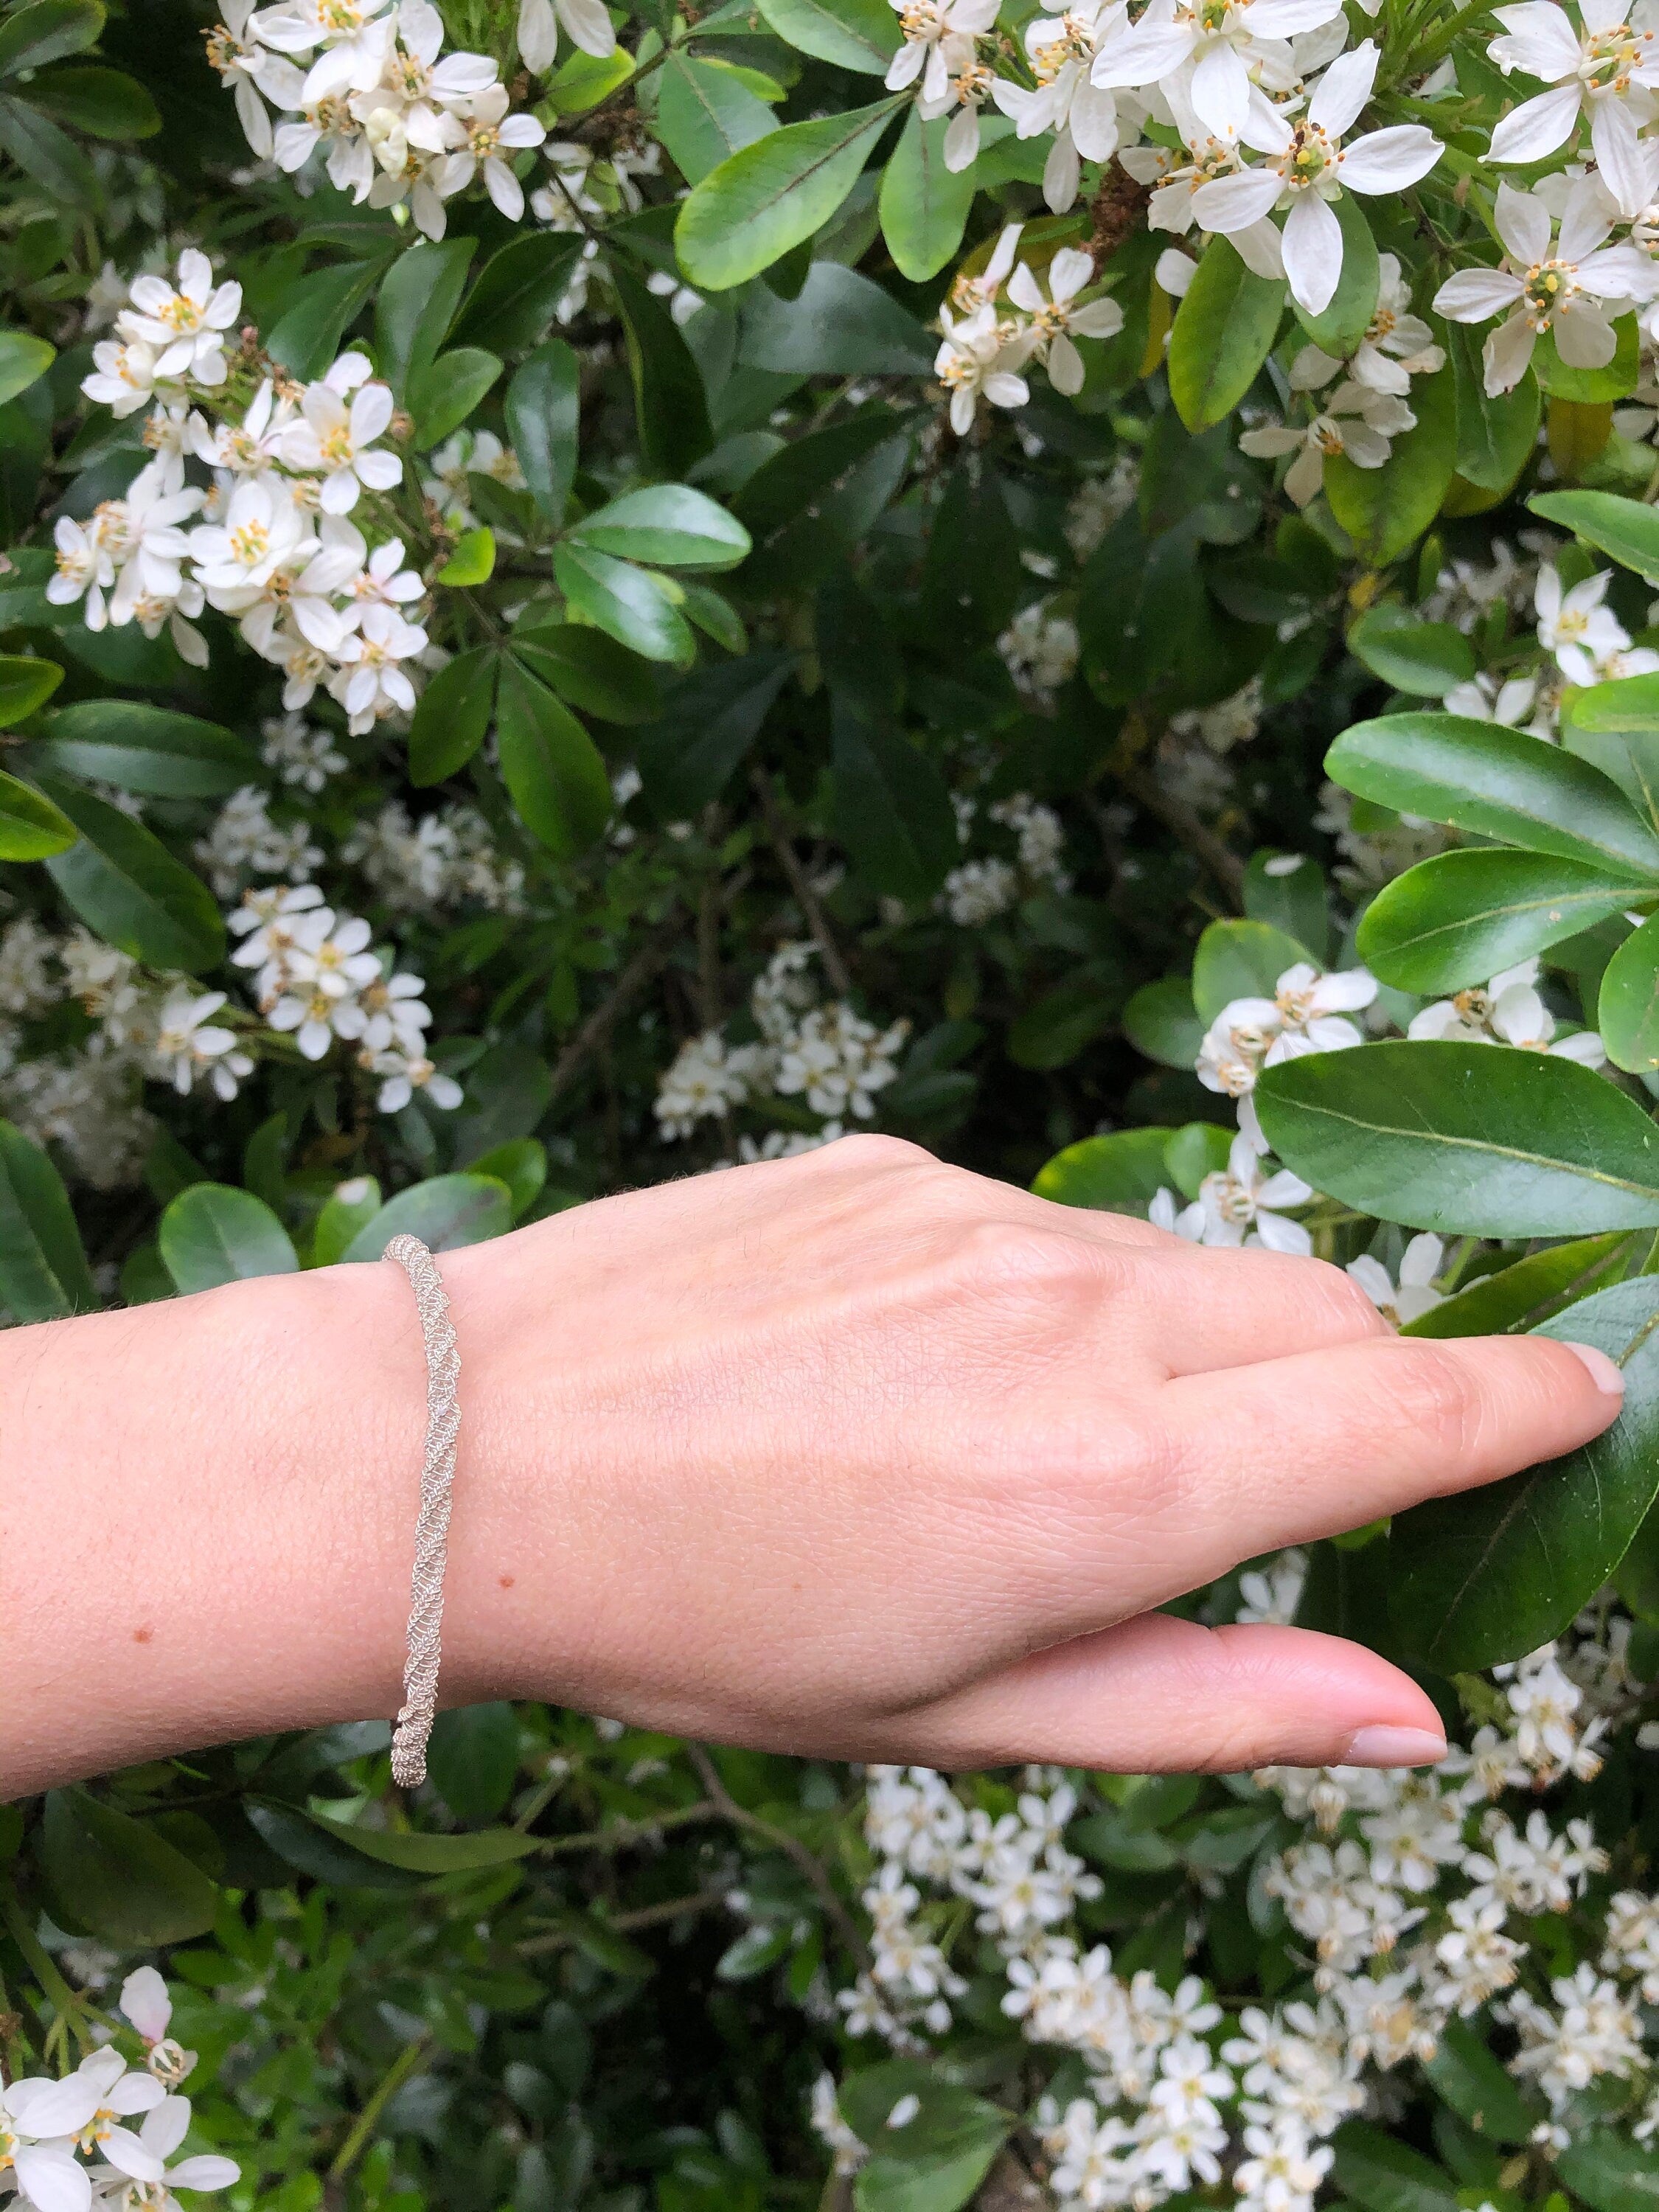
[1390,1274,1659,1669]
[22,63,159,137]
[737,260,933,372]
[1244,849,1331,961]
[0,765,73,858]
[465,1137,547,1220]
[1332,2122,1461,2212]
[878,107,977,284]
[1600,909,1659,1072]
[1006,964,1124,1069]
[830,698,956,900]
[1533,487,1659,577]
[408,644,500,786]
[266,257,386,380]
[299,1803,538,1872]
[437,526,495,585]
[632,650,793,813]
[753,0,899,72]
[1121,976,1205,1068]
[375,235,477,403]
[1557,2130,1659,2212]
[246,1802,422,1891]
[32,700,255,796]
[0,89,96,204]
[554,541,693,662]
[451,231,582,355]
[1346,606,1476,697]
[0,1116,95,1319]
[495,655,613,856]
[506,336,581,522]
[427,1703,521,1824]
[159,1183,299,1295]
[655,49,778,184]
[0,1,104,80]
[840,2063,1009,2212]
[0,652,60,723]
[1191,917,1310,1025]
[1403,1232,1632,1338]
[609,260,714,480]
[675,97,902,291]
[1562,672,1659,820]
[1326,364,1456,567]
[1450,327,1540,493]
[511,623,665,724]
[342,1174,515,1262]
[1032,1127,1180,1217]
[41,779,224,971]
[1420,2019,1535,2145]
[1357,849,1642,992]
[41,1787,218,1947]
[408,345,503,451]
[0,330,53,411]
[1326,712,1659,880]
[1534,313,1640,403]
[1255,1039,1659,1235]
[1167,237,1284,434]
[311,1176,382,1269]
[570,484,751,570]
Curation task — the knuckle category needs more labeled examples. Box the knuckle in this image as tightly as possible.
[818,1131,937,1177]
[1307,1259,1390,1338]
[947,1217,1135,1305]
[1391,1342,1481,1458]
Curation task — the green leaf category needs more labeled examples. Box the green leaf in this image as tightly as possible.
[1326,362,1456,567]
[545,42,635,111]
[1600,910,1659,1072]
[0,1116,95,1318]
[1420,2019,1534,2145]
[1557,2130,1659,2212]
[1032,1127,1180,1217]
[0,1,104,80]
[1256,1039,1659,1236]
[1530,487,1659,580]
[554,541,694,662]
[1332,2123,1461,2212]
[511,622,665,723]
[570,484,751,570]
[1008,964,1124,1069]
[878,106,977,284]
[40,779,224,971]
[32,700,256,797]
[1357,849,1643,993]
[1245,849,1331,961]
[437,526,495,585]
[343,1174,515,1262]
[633,650,793,813]
[656,50,778,184]
[465,1136,547,1219]
[0,330,54,411]
[495,654,613,855]
[1390,1274,1659,1669]
[0,89,97,204]
[754,0,899,71]
[1404,1231,1632,1338]
[0,765,73,858]
[267,258,386,380]
[831,698,956,900]
[1450,327,1540,493]
[675,97,902,291]
[375,235,478,404]
[1562,672,1659,818]
[1191,917,1310,1025]
[1346,606,1475,697]
[41,1787,218,1947]
[839,2065,1009,2212]
[1122,976,1205,1069]
[1290,189,1379,355]
[451,230,583,355]
[246,1802,422,1891]
[1167,237,1284,434]
[21,63,158,137]
[159,1184,299,1294]
[737,260,933,373]
[1326,712,1659,880]
[427,1703,521,1824]
[408,345,503,451]
[610,259,714,479]
[311,1175,382,1268]
[409,644,501,786]
[0,652,60,723]
[1534,312,1640,403]
[293,1804,540,1873]
[505,336,581,522]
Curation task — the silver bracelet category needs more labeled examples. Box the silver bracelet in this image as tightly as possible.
[384,1233,462,1788]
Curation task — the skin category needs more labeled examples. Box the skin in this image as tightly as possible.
[0,1133,1627,1801]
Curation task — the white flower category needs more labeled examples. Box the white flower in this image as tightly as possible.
[1536,563,1634,682]
[1091,0,1344,145]
[152,988,253,1101]
[1240,378,1414,504]
[444,83,549,220]
[81,336,164,420]
[1409,956,1608,1064]
[1150,1183,1205,1238]
[120,1969,197,2088]
[1433,177,1655,394]
[371,1044,463,1112]
[189,476,315,596]
[1487,0,1659,215]
[117,251,241,386]
[1007,246,1125,391]
[518,0,616,66]
[205,1,307,155]
[991,1,1121,211]
[328,602,430,732]
[262,711,347,791]
[935,302,1032,432]
[107,462,206,631]
[48,514,116,627]
[1197,1130,1314,1253]
[87,2093,240,2211]
[1188,44,1442,313]
[281,352,402,514]
[1442,669,1553,734]
[252,0,398,100]
[1346,1234,1445,1325]
[888,0,998,101]
[1197,962,1376,1093]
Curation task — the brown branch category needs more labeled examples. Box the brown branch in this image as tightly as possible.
[516,1887,728,1955]
[1094,765,1245,909]
[751,767,855,995]
[535,1800,720,1857]
[547,909,687,1101]
[687,1744,873,1975]
[1088,168,1152,272]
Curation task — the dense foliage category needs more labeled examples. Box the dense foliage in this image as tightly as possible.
[19,0,1659,2210]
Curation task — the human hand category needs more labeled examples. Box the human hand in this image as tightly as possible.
[437,1133,1627,1775]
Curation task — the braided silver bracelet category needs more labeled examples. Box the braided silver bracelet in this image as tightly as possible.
[384,1233,462,1788]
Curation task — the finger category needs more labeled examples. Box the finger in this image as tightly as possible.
[869,1614,1447,1773]
[1150,1329,1626,1566]
[1093,1239,1391,1375]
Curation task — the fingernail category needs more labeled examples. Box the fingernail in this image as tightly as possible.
[1563,1340,1626,1396]
[1343,1725,1447,1767]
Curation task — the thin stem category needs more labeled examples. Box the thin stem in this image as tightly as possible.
[534,1801,719,1856]
[516,1887,728,1955]
[752,768,855,995]
[327,2034,433,2181]
[0,1882,91,2059]
[686,1745,873,1976]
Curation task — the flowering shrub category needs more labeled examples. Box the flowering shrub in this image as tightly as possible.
[16,0,1659,2208]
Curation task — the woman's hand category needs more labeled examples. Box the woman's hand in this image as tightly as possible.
[0,1135,1625,1797]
